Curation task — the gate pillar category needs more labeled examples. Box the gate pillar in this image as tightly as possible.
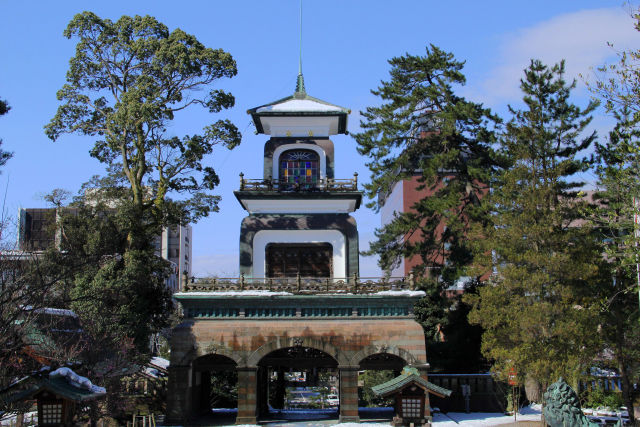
[338,365,360,423]
[236,367,259,425]
[165,365,192,424]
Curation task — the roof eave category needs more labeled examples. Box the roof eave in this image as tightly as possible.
[250,111,349,135]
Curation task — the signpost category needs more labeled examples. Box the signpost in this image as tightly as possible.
[508,367,518,423]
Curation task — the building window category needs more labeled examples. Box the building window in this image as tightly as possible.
[279,150,319,185]
[266,243,332,278]
[401,397,422,418]
[41,403,63,424]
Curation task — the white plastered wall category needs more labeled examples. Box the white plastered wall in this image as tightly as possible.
[252,229,346,278]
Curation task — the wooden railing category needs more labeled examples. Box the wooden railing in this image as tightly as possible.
[238,173,358,192]
[181,273,416,294]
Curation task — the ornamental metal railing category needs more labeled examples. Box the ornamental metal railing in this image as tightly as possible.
[181,273,416,294]
[238,173,358,192]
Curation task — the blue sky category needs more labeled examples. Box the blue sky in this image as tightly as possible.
[0,1,638,276]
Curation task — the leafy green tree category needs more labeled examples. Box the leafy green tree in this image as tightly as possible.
[588,107,640,422]
[467,60,601,397]
[0,98,13,168]
[209,371,238,408]
[45,12,241,247]
[0,99,8,116]
[589,8,640,123]
[40,201,175,423]
[358,370,395,407]
[53,201,173,353]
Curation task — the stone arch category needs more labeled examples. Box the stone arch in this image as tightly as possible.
[192,341,243,366]
[247,336,349,367]
[349,344,421,367]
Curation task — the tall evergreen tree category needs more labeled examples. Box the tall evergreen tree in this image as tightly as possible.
[467,60,601,396]
[354,46,500,341]
[589,107,640,423]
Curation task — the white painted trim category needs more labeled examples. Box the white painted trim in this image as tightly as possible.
[240,198,357,214]
[252,230,346,278]
[272,144,326,181]
[260,116,340,136]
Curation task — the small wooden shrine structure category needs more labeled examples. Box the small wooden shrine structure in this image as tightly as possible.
[372,366,451,426]
[0,368,105,426]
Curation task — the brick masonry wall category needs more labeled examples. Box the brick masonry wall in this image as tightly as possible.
[167,316,428,424]
[171,318,427,368]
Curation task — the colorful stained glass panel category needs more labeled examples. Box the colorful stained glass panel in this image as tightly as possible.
[279,150,319,184]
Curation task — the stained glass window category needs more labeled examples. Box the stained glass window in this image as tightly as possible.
[279,150,319,185]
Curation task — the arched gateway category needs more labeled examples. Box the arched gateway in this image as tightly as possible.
[166,74,430,424]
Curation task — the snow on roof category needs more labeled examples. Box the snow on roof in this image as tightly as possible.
[34,308,78,318]
[49,367,106,394]
[144,367,163,379]
[374,290,426,297]
[590,367,619,377]
[175,290,293,296]
[177,290,424,297]
[150,356,169,370]
[256,99,345,113]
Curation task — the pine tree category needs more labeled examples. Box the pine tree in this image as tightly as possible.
[354,46,499,337]
[467,60,601,395]
[589,107,640,423]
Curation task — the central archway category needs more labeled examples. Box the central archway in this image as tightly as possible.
[257,346,339,421]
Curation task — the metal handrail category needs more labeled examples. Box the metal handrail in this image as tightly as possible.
[180,273,416,294]
[238,173,358,192]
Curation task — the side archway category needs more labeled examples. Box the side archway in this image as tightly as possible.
[193,341,243,366]
[349,344,421,367]
[191,353,238,416]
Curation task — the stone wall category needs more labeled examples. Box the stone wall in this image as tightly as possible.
[166,316,427,424]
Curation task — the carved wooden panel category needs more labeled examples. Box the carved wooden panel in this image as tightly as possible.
[266,243,332,278]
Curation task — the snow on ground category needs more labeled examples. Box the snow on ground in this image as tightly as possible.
[0,412,38,426]
[433,411,541,426]
[233,405,542,426]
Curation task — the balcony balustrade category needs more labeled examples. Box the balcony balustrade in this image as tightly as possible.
[180,273,416,295]
[238,173,358,192]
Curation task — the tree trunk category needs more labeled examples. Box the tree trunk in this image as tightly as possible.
[618,359,636,425]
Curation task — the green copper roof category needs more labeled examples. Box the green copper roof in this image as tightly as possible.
[1,376,105,405]
[371,366,452,398]
[295,73,306,95]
